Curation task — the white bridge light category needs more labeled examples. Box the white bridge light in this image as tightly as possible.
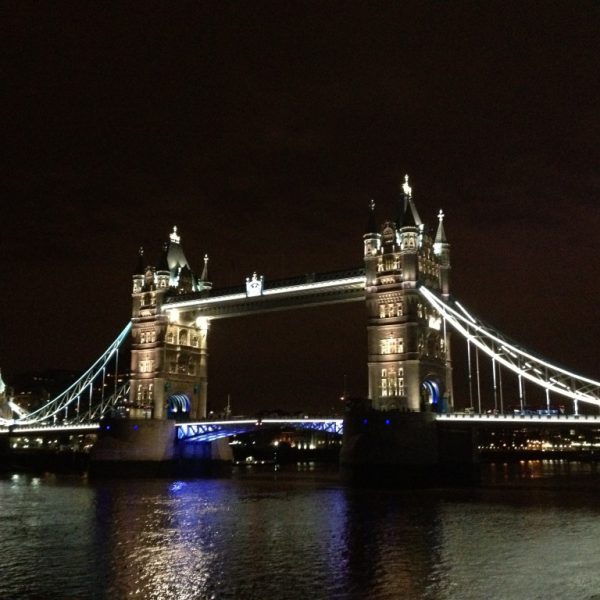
[428,316,441,331]
[195,317,209,331]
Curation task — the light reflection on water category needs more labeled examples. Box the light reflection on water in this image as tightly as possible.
[1,462,600,599]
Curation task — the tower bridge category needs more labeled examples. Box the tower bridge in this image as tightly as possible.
[125,175,452,424]
[2,175,600,474]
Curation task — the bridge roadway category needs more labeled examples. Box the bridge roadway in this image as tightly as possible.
[437,413,600,427]
[163,268,366,318]
[3,413,600,439]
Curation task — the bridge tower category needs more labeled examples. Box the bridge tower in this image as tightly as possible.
[364,176,453,412]
[129,227,211,420]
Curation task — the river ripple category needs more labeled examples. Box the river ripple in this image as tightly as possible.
[1,461,600,599]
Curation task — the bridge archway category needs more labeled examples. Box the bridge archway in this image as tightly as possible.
[421,378,441,412]
[167,394,191,420]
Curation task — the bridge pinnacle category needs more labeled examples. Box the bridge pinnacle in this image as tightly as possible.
[134,246,145,275]
[402,174,412,199]
[435,209,448,244]
[366,199,378,234]
[201,254,209,281]
[169,226,181,245]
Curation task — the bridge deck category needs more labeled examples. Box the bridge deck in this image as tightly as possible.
[438,413,600,426]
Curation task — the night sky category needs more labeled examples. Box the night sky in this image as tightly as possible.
[2,3,599,415]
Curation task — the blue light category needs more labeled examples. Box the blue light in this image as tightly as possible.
[133,425,139,431]
[106,425,111,431]
[385,419,390,425]
[363,418,368,425]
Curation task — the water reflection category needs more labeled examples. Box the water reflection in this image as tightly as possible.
[2,463,600,599]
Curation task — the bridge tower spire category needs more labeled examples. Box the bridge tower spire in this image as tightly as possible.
[365,176,453,412]
[434,209,451,300]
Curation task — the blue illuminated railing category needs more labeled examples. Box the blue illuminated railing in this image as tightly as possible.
[177,418,344,442]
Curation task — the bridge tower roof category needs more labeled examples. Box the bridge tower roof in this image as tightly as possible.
[435,209,448,244]
[134,246,145,275]
[166,226,191,272]
[398,175,422,229]
[157,241,170,272]
[365,199,377,234]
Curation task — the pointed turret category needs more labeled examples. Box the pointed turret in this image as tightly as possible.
[434,209,448,247]
[165,226,192,287]
[364,200,383,286]
[197,254,213,294]
[366,199,377,234]
[156,242,170,289]
[133,247,145,293]
[200,254,209,282]
[363,199,382,259]
[134,247,145,275]
[434,209,451,299]
[401,199,418,228]
[177,264,195,294]
[399,175,422,230]
[157,242,169,272]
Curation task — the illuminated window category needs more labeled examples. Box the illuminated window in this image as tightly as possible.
[382,256,399,271]
[139,359,154,373]
[179,330,188,345]
[379,301,404,318]
[166,332,174,344]
[381,367,404,397]
[140,332,146,344]
[380,337,404,354]
[148,384,153,399]
[381,368,388,397]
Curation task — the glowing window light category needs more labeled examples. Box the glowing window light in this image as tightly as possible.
[195,316,209,331]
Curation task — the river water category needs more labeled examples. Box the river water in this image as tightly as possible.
[2,461,600,600]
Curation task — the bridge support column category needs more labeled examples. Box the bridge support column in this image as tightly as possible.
[90,418,176,474]
[340,403,477,484]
